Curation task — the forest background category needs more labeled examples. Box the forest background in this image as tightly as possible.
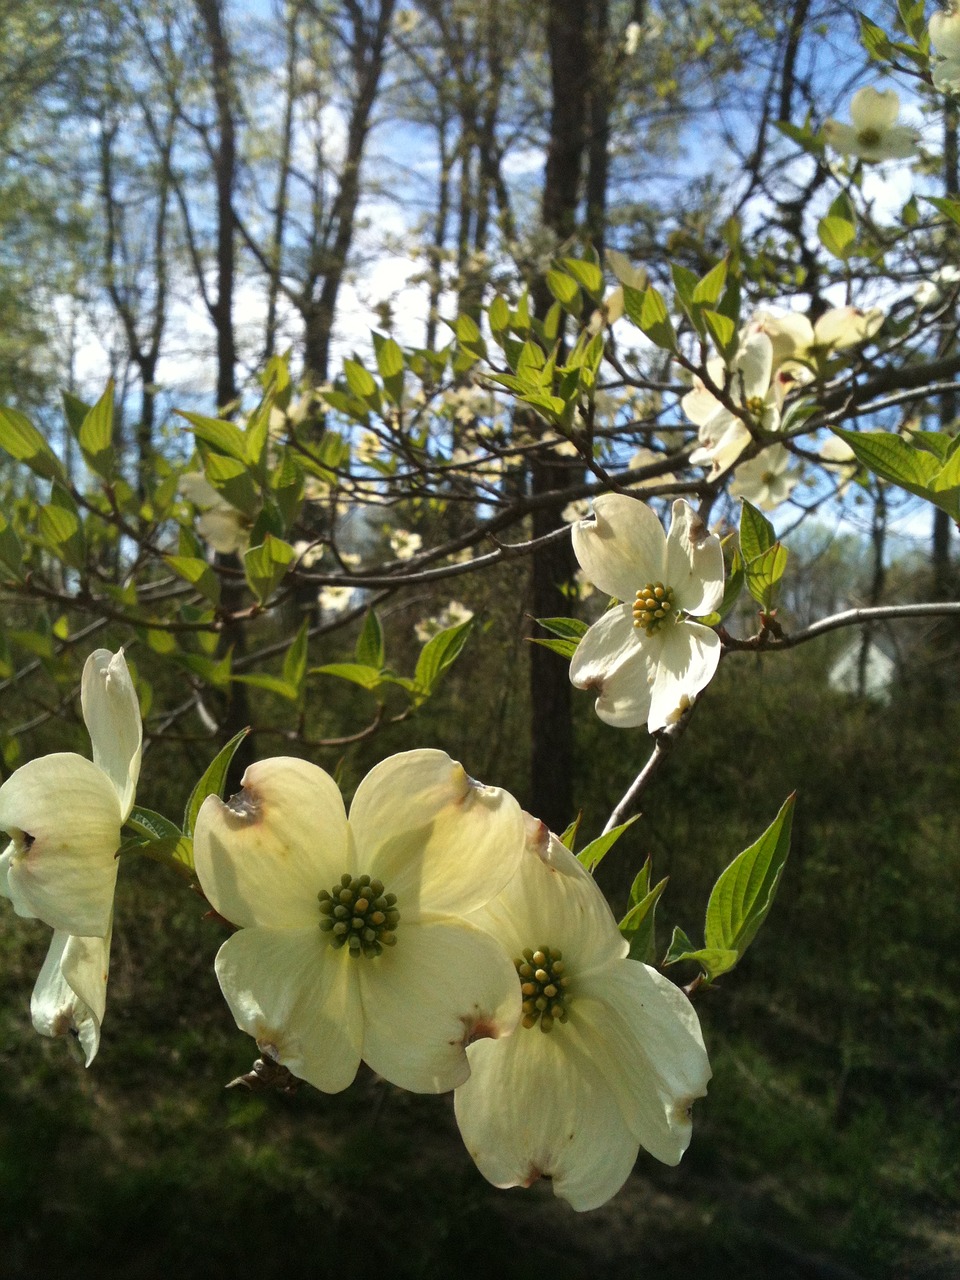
[0,0,958,1276]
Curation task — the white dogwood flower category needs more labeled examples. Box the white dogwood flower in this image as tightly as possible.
[729,445,798,511]
[570,496,724,731]
[0,649,142,1062]
[930,8,960,92]
[822,87,919,162]
[194,750,525,1095]
[683,334,779,477]
[180,472,251,555]
[455,818,711,1211]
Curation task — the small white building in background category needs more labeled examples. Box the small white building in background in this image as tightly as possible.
[828,637,897,703]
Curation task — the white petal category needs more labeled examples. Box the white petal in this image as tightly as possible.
[746,309,814,366]
[193,756,351,930]
[930,10,960,57]
[0,841,11,898]
[81,649,142,821]
[821,120,861,155]
[733,333,773,400]
[689,413,752,475]
[575,961,711,1165]
[455,1027,640,1211]
[359,916,520,1092]
[579,638,658,729]
[348,750,525,919]
[850,86,900,132]
[648,622,720,732]
[572,493,666,602]
[664,500,724,615]
[31,927,112,1066]
[215,926,362,1094]
[933,56,960,91]
[197,507,249,554]
[813,305,884,350]
[0,753,121,937]
[471,817,627,975]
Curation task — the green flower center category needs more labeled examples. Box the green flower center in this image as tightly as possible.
[318,873,400,958]
[516,946,571,1032]
[857,127,881,147]
[745,395,766,418]
[633,582,676,635]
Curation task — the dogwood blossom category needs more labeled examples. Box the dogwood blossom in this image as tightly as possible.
[193,750,525,1095]
[180,472,251,554]
[455,818,711,1211]
[683,333,778,476]
[730,445,798,511]
[570,496,724,731]
[822,87,919,162]
[930,8,960,92]
[746,305,884,364]
[0,648,142,1062]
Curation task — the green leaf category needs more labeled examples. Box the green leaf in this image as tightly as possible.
[703,309,737,356]
[546,269,581,310]
[344,359,378,399]
[927,195,960,228]
[0,512,23,577]
[702,793,795,975]
[536,616,589,641]
[576,816,638,872]
[744,541,789,609]
[312,662,384,691]
[243,534,296,604]
[179,411,247,461]
[203,451,260,518]
[414,617,472,696]
[833,428,955,515]
[0,407,65,481]
[670,264,698,310]
[355,609,385,668]
[691,258,728,306]
[166,555,221,605]
[78,381,116,479]
[622,285,677,352]
[282,619,310,693]
[126,805,183,843]
[183,727,252,839]
[559,814,582,851]
[529,636,580,660]
[375,336,404,379]
[818,215,856,260]
[231,672,299,699]
[859,12,892,59]
[619,860,669,963]
[716,545,744,622]
[663,926,738,979]
[38,502,85,570]
[561,257,604,297]
[488,295,510,333]
[739,500,776,562]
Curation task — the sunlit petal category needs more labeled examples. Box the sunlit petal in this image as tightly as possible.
[648,623,720,731]
[31,926,112,1067]
[0,753,120,937]
[359,916,520,1093]
[664,500,724,615]
[81,649,143,821]
[349,750,525,919]
[455,1029,640,1211]
[572,492,666,602]
[215,926,362,1094]
[194,756,351,930]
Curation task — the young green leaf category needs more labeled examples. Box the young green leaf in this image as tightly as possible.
[619,859,669,963]
[183,727,252,839]
[355,609,385,669]
[244,535,296,604]
[576,816,638,872]
[739,499,776,562]
[0,407,65,481]
[414,616,473,696]
[78,381,116,479]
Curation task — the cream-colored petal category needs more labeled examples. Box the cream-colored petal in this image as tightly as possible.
[455,1027,640,1211]
[81,649,142,821]
[931,9,960,56]
[31,926,112,1066]
[348,750,525,919]
[197,507,250,554]
[933,56,960,91]
[573,625,658,729]
[664,500,724,616]
[821,119,861,155]
[0,753,120,937]
[813,305,884,350]
[215,926,362,1094]
[648,622,720,732]
[572,493,667,602]
[747,309,814,367]
[570,603,640,686]
[0,840,11,898]
[574,961,711,1166]
[470,816,627,977]
[193,756,351,930]
[359,916,520,1093]
[689,413,752,475]
[680,356,727,426]
[850,85,900,132]
[733,333,773,401]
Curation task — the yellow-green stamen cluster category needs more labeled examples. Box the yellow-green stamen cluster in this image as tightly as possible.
[746,395,767,418]
[633,582,676,636]
[318,873,399,958]
[517,947,570,1032]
